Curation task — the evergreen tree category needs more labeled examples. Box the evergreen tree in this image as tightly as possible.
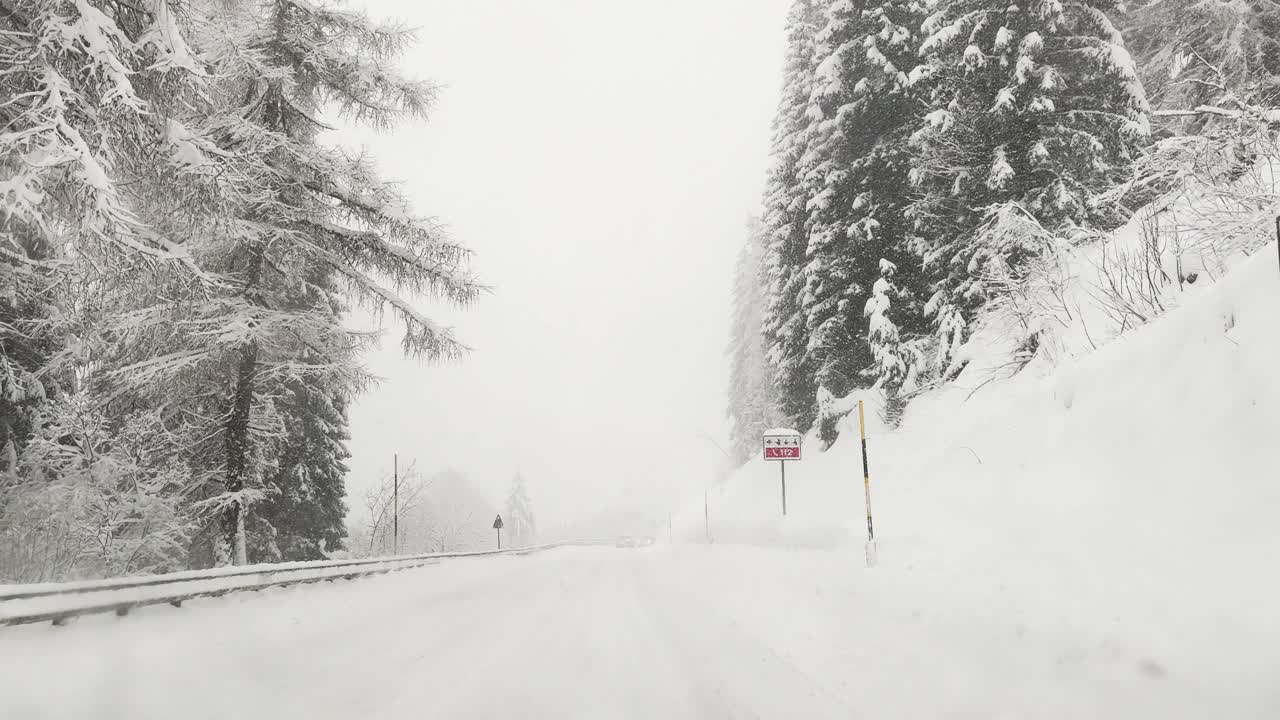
[798,0,930,437]
[504,473,536,548]
[0,296,53,473]
[1,0,213,464]
[251,379,350,562]
[862,257,922,424]
[1,0,480,575]
[1,0,225,577]
[908,0,1149,368]
[132,0,483,565]
[762,0,827,433]
[0,0,210,272]
[726,218,781,464]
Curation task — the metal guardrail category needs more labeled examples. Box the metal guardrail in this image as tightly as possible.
[0,542,570,628]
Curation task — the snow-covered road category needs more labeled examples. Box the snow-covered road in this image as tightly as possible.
[1,545,1273,719]
[0,547,853,719]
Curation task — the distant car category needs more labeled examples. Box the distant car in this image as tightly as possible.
[638,536,655,547]
[615,536,636,548]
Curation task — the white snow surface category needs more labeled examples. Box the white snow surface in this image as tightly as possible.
[11,529,1276,718]
[0,545,1190,718]
[0,547,889,718]
[761,427,802,437]
[679,247,1280,717]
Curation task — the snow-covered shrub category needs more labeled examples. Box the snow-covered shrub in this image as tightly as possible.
[0,395,191,582]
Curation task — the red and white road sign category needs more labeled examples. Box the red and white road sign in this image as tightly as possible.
[762,430,802,461]
[764,446,799,460]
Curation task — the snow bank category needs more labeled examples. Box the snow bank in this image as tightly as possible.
[0,549,583,720]
[683,246,1280,716]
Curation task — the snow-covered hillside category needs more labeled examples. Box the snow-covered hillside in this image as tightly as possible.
[686,236,1280,714]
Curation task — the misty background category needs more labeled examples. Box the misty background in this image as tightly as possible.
[340,0,792,535]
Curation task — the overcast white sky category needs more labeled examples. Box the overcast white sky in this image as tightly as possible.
[339,0,791,533]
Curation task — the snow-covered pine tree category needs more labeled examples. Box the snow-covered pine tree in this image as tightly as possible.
[251,378,350,562]
[193,0,480,565]
[94,0,483,566]
[244,255,350,563]
[1,0,234,576]
[797,0,929,439]
[1,0,215,461]
[762,0,827,434]
[504,473,536,548]
[908,0,1149,369]
[0,0,210,274]
[0,295,53,473]
[726,217,782,464]
[862,257,922,425]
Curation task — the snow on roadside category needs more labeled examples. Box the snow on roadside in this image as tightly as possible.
[684,247,1280,717]
[0,550,576,720]
[0,545,566,623]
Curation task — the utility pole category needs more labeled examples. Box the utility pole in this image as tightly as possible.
[393,453,399,555]
[691,430,732,546]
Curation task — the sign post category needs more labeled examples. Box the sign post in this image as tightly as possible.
[493,514,504,550]
[763,429,802,517]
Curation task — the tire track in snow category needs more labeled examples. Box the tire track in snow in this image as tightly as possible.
[629,553,860,719]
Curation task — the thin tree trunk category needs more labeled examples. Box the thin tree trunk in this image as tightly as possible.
[218,251,263,567]
[218,341,258,566]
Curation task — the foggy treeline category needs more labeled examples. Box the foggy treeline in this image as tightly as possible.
[727,0,1280,462]
[349,468,536,558]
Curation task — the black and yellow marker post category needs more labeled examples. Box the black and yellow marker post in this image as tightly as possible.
[857,399,877,567]
[1274,215,1280,271]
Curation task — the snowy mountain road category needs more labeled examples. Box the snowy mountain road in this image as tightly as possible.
[0,546,861,720]
[1,545,1268,719]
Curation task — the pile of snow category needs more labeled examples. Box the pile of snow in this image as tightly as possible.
[678,245,1280,714]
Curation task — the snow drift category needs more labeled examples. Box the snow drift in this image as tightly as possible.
[682,232,1280,715]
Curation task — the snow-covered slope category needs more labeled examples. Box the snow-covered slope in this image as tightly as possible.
[683,244,1280,715]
